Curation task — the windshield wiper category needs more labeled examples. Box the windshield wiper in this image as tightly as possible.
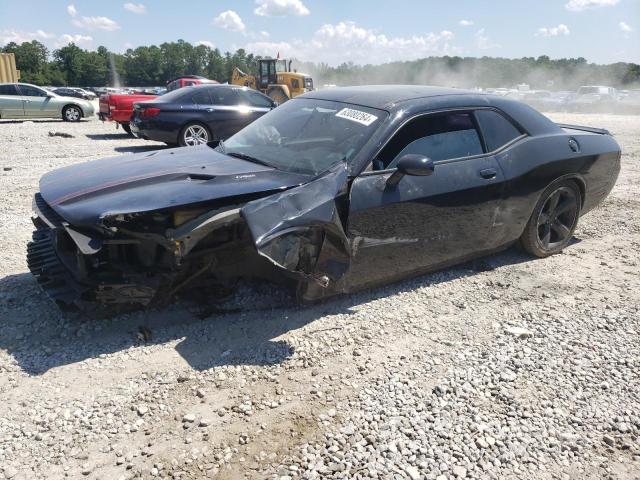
[225,151,273,168]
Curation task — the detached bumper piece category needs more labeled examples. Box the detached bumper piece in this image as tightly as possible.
[27,226,88,311]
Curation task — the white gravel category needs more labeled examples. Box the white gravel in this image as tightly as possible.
[0,114,638,480]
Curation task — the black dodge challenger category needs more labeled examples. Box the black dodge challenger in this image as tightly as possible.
[28,86,621,313]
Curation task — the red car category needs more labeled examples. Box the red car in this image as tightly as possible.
[99,76,218,135]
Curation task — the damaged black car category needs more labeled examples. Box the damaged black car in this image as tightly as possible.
[28,86,621,313]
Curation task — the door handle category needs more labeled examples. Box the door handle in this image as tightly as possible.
[479,168,497,179]
[205,107,216,112]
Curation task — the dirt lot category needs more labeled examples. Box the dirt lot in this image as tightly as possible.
[0,113,638,480]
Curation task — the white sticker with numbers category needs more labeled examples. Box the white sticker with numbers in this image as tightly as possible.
[335,108,378,126]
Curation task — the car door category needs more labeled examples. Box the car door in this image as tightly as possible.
[345,111,507,289]
[201,87,255,140]
[236,88,275,125]
[17,85,55,118]
[0,84,24,118]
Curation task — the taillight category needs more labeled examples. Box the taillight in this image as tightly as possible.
[140,107,160,118]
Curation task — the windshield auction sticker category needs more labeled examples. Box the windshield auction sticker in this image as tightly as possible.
[335,108,378,126]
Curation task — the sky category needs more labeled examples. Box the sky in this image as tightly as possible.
[1,0,639,65]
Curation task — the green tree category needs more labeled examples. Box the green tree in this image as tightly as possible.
[2,40,49,84]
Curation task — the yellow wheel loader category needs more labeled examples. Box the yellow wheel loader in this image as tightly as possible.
[231,58,313,103]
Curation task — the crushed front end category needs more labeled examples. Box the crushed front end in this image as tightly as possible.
[27,192,251,312]
[27,162,352,314]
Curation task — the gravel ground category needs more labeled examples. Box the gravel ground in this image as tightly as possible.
[0,113,638,480]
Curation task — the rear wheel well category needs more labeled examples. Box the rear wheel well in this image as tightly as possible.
[564,176,586,208]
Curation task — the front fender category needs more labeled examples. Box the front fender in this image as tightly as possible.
[241,164,350,288]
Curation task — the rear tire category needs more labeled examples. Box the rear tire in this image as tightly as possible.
[519,180,581,258]
[62,105,82,122]
[179,122,211,147]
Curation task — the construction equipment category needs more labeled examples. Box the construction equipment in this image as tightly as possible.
[231,58,313,103]
[0,53,20,83]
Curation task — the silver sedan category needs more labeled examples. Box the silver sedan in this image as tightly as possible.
[0,83,95,121]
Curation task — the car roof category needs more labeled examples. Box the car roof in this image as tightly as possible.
[300,84,563,137]
[300,85,484,110]
[0,82,41,87]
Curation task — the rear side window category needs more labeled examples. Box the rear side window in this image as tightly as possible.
[191,91,212,105]
[475,110,522,152]
[378,112,484,169]
[210,88,240,106]
[0,84,18,95]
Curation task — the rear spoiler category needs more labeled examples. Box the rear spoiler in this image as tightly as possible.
[557,123,611,135]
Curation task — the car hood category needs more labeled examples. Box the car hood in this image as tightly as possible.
[39,145,311,227]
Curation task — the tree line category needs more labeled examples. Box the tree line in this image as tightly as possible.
[1,39,259,87]
[2,39,640,90]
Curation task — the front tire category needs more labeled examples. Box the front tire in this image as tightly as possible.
[179,122,210,147]
[62,105,82,122]
[519,180,581,258]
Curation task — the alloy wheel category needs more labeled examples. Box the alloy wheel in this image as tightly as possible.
[536,186,579,250]
[65,107,80,121]
[183,125,209,146]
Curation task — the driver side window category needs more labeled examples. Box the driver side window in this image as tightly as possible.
[375,112,483,170]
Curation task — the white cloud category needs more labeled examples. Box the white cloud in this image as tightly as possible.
[248,30,271,40]
[246,21,461,65]
[213,10,246,33]
[565,0,619,11]
[56,33,93,47]
[73,16,120,31]
[124,3,146,14]
[475,28,501,50]
[536,24,571,37]
[0,29,54,45]
[254,0,310,17]
[619,21,632,32]
[459,20,474,27]
[66,4,77,17]
[195,40,215,48]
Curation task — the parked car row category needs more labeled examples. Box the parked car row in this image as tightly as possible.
[0,80,279,147]
[487,85,640,113]
[97,75,215,133]
[51,87,97,100]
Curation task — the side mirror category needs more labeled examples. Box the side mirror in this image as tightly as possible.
[271,102,279,109]
[386,154,434,188]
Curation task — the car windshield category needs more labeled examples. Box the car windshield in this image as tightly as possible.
[219,98,387,176]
